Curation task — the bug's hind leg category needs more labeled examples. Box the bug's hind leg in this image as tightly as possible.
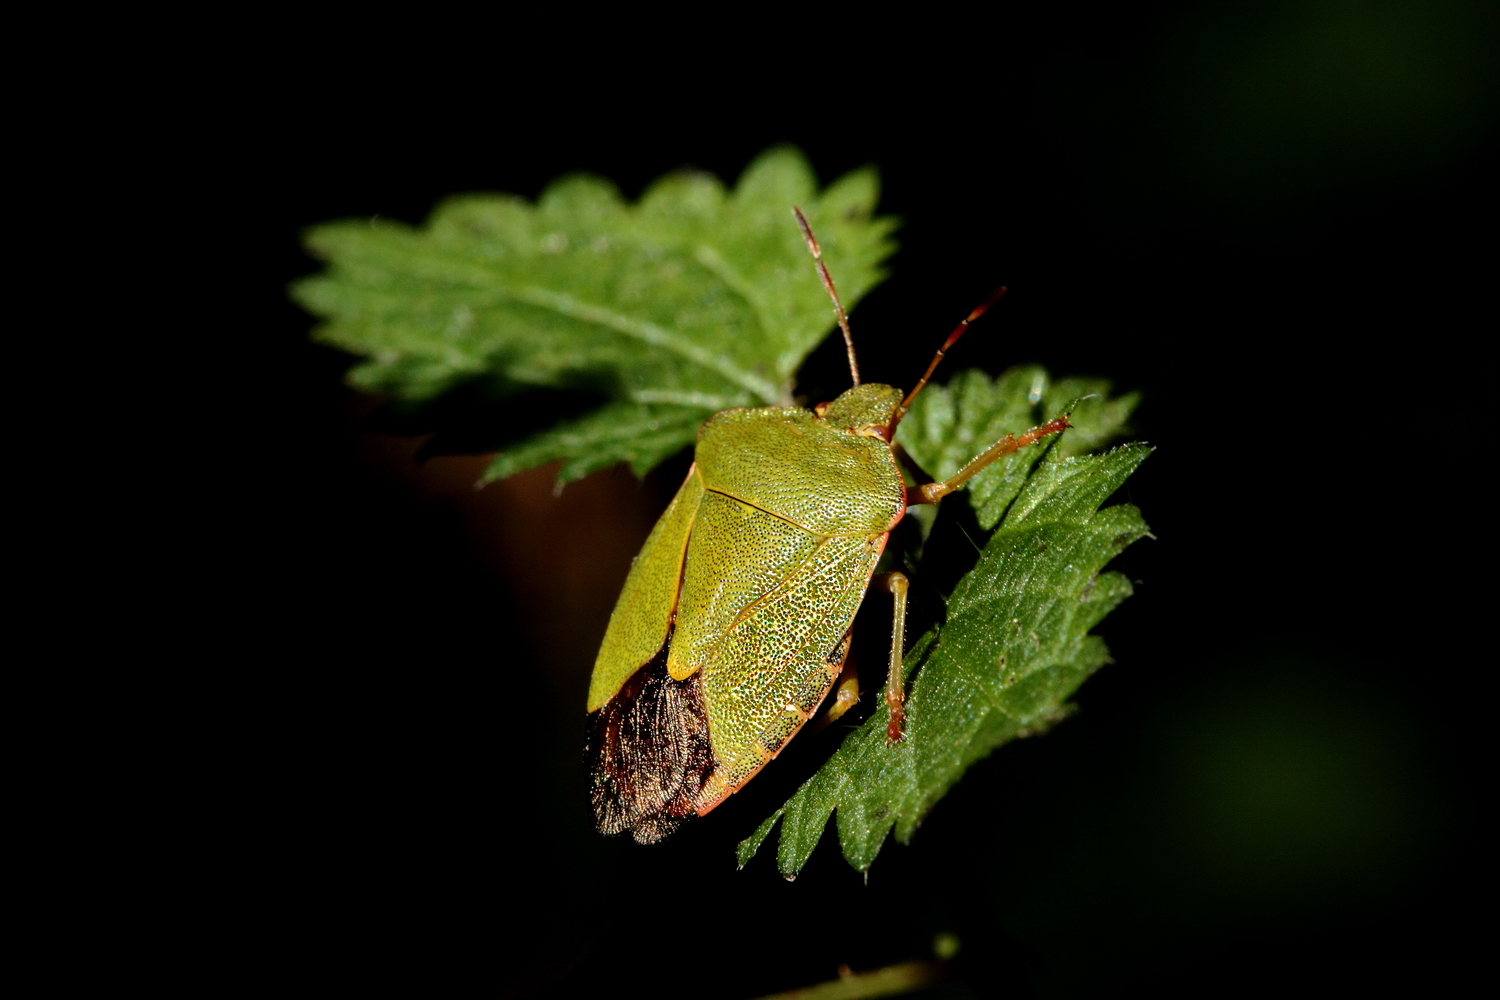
[872,572,910,743]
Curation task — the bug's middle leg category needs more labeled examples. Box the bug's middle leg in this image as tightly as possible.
[872,571,910,743]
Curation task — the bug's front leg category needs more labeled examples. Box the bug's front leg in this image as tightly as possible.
[872,571,910,743]
[906,415,1072,506]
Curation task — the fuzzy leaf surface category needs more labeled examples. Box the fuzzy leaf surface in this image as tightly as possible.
[293,146,897,486]
[738,372,1149,876]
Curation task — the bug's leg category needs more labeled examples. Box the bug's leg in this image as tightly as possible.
[906,416,1072,506]
[813,645,860,733]
[872,571,910,742]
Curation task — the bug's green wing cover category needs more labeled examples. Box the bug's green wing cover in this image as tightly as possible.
[674,494,880,798]
[666,390,907,803]
[588,466,704,711]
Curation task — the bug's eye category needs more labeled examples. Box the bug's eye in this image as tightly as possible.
[814,402,832,417]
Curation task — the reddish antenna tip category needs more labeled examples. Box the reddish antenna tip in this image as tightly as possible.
[793,206,820,256]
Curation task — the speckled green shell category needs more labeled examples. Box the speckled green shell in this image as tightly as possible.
[587,384,907,830]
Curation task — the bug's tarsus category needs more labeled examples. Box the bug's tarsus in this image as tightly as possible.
[793,206,860,387]
[889,286,1009,434]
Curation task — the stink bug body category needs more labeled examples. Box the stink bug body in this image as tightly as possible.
[586,209,1070,843]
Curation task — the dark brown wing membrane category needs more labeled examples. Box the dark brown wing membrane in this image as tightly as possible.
[584,629,716,844]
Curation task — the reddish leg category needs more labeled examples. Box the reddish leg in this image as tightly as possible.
[907,416,1072,506]
[872,571,910,743]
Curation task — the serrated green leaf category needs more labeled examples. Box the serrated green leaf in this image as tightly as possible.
[294,146,897,486]
[741,370,1150,877]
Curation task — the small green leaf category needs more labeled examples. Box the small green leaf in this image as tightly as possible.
[741,372,1150,877]
[294,146,897,486]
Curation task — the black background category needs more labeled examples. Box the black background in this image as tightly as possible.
[215,4,1493,997]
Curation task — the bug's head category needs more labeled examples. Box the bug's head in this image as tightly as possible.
[816,383,902,439]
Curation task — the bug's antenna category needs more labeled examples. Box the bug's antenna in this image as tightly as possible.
[793,206,860,386]
[889,286,1009,432]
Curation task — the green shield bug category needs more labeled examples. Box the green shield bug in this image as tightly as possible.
[585,208,1071,843]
